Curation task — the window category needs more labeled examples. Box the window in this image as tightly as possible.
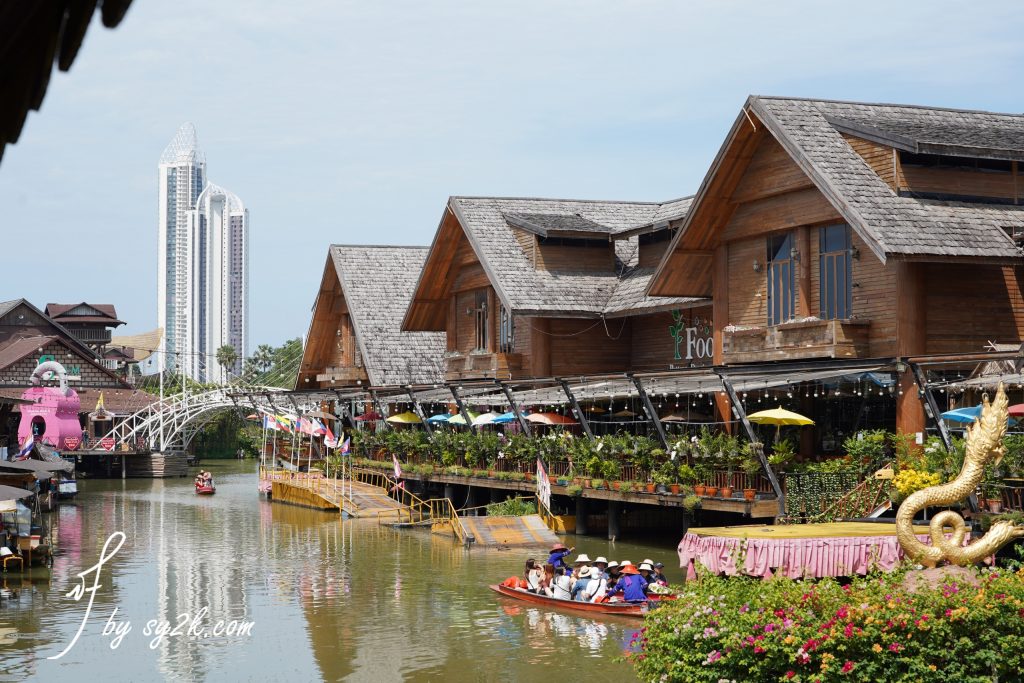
[819,224,852,320]
[766,232,795,326]
[473,290,489,351]
[498,304,514,353]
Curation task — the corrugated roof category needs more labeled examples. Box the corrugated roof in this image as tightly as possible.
[750,96,1024,262]
[330,245,446,386]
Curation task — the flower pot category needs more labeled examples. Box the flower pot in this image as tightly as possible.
[645,483,656,493]
[743,488,756,501]
[669,483,681,495]
[719,485,734,498]
[704,486,719,497]
[487,470,495,478]
[655,484,667,494]
[584,479,592,488]
[988,499,1003,514]
[524,472,533,482]
[612,481,622,491]
[694,484,707,496]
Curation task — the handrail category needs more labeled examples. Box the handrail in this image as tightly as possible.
[352,467,473,544]
[536,496,558,532]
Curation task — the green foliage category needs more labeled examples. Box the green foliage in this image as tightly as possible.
[485,497,537,516]
[565,484,583,497]
[842,429,889,469]
[633,566,1024,683]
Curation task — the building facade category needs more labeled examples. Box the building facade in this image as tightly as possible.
[157,123,249,382]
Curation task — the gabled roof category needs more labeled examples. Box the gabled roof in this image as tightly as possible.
[0,335,125,386]
[649,96,1024,297]
[45,302,125,326]
[0,298,107,359]
[405,196,705,328]
[329,245,445,386]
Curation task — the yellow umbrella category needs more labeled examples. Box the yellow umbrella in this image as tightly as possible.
[385,411,422,424]
[747,407,813,443]
[447,410,479,425]
[747,407,814,426]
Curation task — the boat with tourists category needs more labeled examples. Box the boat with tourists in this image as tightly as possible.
[488,583,670,617]
[195,470,216,495]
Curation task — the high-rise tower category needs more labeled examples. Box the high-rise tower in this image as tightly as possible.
[158,124,248,382]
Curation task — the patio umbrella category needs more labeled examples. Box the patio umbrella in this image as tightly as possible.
[472,412,500,427]
[1010,404,1024,418]
[245,413,260,420]
[354,411,383,422]
[611,409,637,419]
[492,411,527,424]
[426,413,452,423]
[304,410,336,421]
[660,412,714,423]
[526,412,576,425]
[447,410,479,425]
[747,407,814,442]
[385,411,422,424]
[940,406,982,424]
[582,405,608,414]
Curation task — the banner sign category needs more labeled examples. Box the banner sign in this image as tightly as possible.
[99,437,115,452]
[536,457,551,511]
[63,436,81,451]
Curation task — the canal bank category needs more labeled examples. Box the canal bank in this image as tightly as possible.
[0,460,679,681]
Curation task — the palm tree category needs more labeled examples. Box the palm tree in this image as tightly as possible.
[252,344,275,373]
[215,344,238,384]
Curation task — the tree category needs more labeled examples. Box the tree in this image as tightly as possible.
[252,344,275,372]
[215,344,238,384]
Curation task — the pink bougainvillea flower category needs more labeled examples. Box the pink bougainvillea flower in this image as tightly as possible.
[889,642,902,652]
[841,660,855,673]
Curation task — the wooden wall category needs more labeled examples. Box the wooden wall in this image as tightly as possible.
[924,264,1024,354]
[547,318,631,375]
[535,242,615,272]
[298,265,367,388]
[630,306,714,371]
[843,134,898,191]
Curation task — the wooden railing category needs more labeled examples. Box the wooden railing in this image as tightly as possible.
[353,467,474,545]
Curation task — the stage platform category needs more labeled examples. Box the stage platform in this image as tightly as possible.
[679,522,938,580]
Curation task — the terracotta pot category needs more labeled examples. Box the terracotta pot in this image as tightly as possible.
[612,481,622,491]
[743,488,756,501]
[988,499,1003,514]
[584,479,592,488]
[669,483,681,495]
[524,472,533,481]
[487,470,495,478]
[694,484,707,496]
[719,486,734,498]
[645,483,656,493]
[704,486,719,497]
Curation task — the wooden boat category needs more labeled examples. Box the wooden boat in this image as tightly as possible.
[489,584,669,617]
[195,483,216,495]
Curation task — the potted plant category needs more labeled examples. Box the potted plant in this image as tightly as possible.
[985,483,1003,513]
[656,461,677,494]
[566,484,583,497]
[741,442,764,502]
[592,478,605,490]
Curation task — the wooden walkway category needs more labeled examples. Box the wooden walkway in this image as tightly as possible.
[262,469,408,518]
[457,514,559,548]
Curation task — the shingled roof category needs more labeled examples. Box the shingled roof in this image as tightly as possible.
[438,196,704,319]
[330,245,445,386]
[749,96,1024,262]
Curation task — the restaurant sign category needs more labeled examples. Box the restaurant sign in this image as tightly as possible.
[669,310,713,365]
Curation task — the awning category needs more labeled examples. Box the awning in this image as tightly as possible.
[0,484,33,502]
[0,458,74,476]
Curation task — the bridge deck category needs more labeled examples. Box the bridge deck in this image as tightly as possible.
[264,471,409,518]
[457,514,559,548]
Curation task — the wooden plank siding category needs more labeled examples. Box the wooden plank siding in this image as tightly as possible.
[924,264,1024,354]
[547,318,631,375]
[629,306,714,371]
[901,164,1019,202]
[298,259,369,388]
[534,241,615,272]
[730,135,815,203]
[843,134,898,191]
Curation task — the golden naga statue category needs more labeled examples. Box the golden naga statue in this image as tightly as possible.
[895,383,1024,567]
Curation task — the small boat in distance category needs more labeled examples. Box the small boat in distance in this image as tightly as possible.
[489,584,670,618]
[195,482,215,495]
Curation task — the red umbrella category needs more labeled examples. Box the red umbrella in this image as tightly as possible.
[245,413,260,420]
[354,411,383,422]
[1009,404,1024,418]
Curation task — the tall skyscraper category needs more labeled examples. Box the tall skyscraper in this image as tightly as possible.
[158,123,249,382]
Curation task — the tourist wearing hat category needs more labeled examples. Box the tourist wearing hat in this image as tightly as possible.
[638,562,654,582]
[593,556,609,579]
[550,565,573,600]
[606,560,621,582]
[606,562,648,603]
[650,562,668,586]
[547,543,575,572]
[570,564,592,600]
[580,566,608,603]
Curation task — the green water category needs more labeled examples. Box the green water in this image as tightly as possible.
[0,461,681,681]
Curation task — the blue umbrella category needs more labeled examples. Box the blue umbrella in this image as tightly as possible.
[492,411,528,424]
[426,413,452,423]
[940,406,982,424]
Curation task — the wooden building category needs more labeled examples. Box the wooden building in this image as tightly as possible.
[649,97,1024,434]
[45,302,125,350]
[401,196,711,382]
[296,245,446,389]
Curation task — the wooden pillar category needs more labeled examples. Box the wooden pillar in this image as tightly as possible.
[607,500,621,541]
[530,317,551,377]
[895,262,926,436]
[799,393,815,457]
[712,244,732,430]
[796,226,811,317]
[575,497,588,535]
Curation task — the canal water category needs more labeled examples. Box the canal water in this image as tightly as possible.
[0,461,681,681]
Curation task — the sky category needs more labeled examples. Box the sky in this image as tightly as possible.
[2,0,1023,351]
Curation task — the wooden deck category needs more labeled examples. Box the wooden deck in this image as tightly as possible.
[455,514,559,548]
[264,470,409,518]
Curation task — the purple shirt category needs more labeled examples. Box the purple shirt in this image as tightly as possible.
[547,549,571,570]
[608,574,648,602]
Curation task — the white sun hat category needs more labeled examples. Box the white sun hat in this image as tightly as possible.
[574,553,592,564]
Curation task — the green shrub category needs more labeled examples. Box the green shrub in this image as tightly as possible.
[632,566,1024,682]
[485,497,537,516]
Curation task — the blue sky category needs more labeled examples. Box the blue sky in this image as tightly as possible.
[2,1,1022,350]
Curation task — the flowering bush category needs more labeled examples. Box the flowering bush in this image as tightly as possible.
[631,566,1024,682]
[892,468,943,498]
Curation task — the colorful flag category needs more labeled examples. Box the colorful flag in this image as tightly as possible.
[324,434,338,449]
[536,457,551,511]
[15,434,34,459]
[324,425,336,443]
[340,437,350,456]
[275,415,294,432]
[262,414,280,431]
[392,453,402,479]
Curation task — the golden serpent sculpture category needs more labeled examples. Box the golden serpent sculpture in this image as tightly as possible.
[895,383,1024,566]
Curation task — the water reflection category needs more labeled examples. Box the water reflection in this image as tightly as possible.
[0,462,674,682]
